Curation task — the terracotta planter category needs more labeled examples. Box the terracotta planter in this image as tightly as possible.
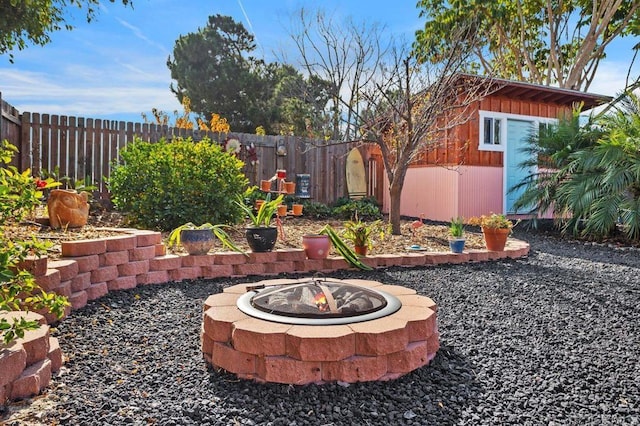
[302,234,331,259]
[180,229,215,255]
[47,189,89,229]
[354,245,368,256]
[260,180,271,192]
[284,181,296,194]
[277,204,288,217]
[482,227,510,251]
[292,204,303,216]
[255,199,265,210]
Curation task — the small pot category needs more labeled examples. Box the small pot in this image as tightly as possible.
[260,180,271,192]
[180,229,215,255]
[449,238,466,254]
[255,199,265,210]
[277,204,288,217]
[302,234,331,259]
[284,181,296,194]
[354,245,368,256]
[292,204,303,216]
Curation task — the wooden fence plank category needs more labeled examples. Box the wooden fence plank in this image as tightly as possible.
[31,113,41,176]
[50,115,60,175]
[20,112,31,171]
[59,115,68,178]
[68,116,77,182]
[41,114,51,175]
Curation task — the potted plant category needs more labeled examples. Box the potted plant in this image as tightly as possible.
[235,193,284,252]
[341,218,389,256]
[469,213,513,251]
[319,225,372,270]
[448,217,465,253]
[301,233,331,259]
[167,223,244,255]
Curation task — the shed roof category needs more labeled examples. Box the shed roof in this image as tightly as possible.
[464,74,613,111]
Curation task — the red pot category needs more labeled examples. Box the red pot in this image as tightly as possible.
[302,234,331,259]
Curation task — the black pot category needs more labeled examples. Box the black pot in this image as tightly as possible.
[245,227,278,252]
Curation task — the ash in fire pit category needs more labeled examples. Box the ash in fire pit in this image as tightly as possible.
[237,277,402,325]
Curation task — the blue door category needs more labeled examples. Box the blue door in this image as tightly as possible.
[505,119,534,214]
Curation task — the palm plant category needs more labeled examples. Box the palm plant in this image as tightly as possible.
[555,92,640,240]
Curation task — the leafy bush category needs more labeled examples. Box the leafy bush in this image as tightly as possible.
[0,140,69,344]
[109,137,248,230]
[331,196,382,221]
[302,201,332,219]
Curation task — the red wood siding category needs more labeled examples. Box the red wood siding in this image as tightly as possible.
[413,94,572,168]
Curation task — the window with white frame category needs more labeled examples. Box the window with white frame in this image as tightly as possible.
[483,116,501,145]
[479,111,505,151]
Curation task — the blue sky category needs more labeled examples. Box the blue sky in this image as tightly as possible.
[0,0,637,124]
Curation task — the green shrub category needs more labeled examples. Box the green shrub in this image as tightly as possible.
[302,201,332,219]
[109,137,248,230]
[0,140,69,344]
[331,196,382,221]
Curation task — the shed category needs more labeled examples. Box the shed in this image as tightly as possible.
[381,76,612,221]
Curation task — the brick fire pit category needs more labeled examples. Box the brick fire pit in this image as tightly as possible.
[201,278,439,384]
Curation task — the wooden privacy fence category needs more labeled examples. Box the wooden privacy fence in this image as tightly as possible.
[1,95,382,205]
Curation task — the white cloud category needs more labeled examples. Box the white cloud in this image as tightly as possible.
[115,17,169,54]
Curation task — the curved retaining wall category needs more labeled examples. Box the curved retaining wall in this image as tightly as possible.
[1,228,530,402]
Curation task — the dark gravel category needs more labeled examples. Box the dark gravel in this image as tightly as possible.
[3,227,640,425]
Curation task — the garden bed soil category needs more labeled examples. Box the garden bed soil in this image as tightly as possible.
[10,211,488,258]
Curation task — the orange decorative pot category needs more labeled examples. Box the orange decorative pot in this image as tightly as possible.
[277,204,288,217]
[255,199,265,210]
[292,204,303,216]
[284,181,296,194]
[354,245,368,256]
[482,227,510,251]
[260,180,271,192]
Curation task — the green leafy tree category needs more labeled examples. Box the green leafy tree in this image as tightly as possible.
[167,15,330,136]
[0,0,132,61]
[265,64,332,137]
[167,15,267,133]
[414,0,640,91]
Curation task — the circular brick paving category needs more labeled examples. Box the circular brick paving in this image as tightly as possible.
[201,278,439,384]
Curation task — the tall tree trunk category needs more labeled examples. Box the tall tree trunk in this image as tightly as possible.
[388,180,403,235]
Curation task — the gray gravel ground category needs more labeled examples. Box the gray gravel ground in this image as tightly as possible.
[3,226,640,425]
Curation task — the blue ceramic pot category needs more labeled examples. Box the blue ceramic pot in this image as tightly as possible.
[449,238,466,254]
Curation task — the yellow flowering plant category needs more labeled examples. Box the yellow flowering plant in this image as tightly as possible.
[468,213,513,230]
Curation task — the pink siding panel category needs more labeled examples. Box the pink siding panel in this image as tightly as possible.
[458,167,503,219]
[383,166,504,222]
[383,167,459,222]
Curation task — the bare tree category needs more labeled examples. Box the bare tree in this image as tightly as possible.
[283,8,389,141]
[358,24,499,234]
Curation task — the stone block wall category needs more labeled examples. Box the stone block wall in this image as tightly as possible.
[1,228,530,401]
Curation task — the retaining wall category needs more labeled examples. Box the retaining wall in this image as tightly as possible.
[1,228,530,402]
